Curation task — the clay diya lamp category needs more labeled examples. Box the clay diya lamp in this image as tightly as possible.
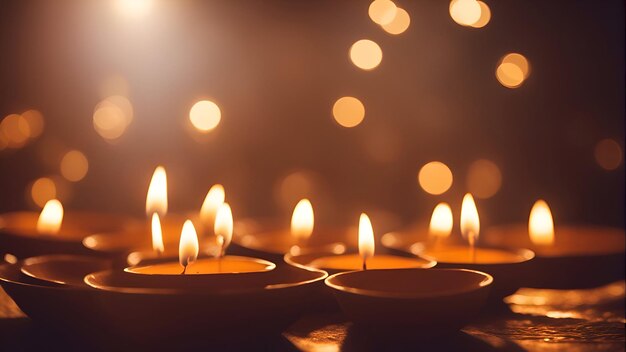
[325,268,493,339]
[483,200,625,288]
[383,197,535,301]
[0,199,137,259]
[0,254,111,333]
[286,213,435,275]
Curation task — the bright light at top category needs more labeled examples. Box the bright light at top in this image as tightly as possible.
[37,199,64,235]
[528,200,555,246]
[358,213,375,261]
[460,193,480,242]
[115,0,154,18]
[429,203,453,238]
[146,166,167,217]
[291,199,314,242]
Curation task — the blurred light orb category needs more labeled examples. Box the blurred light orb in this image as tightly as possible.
[93,96,133,141]
[449,0,482,26]
[189,100,221,132]
[466,159,502,199]
[60,150,89,182]
[276,171,315,209]
[502,53,531,78]
[496,53,530,88]
[350,39,383,71]
[115,0,154,18]
[418,161,453,195]
[382,7,410,35]
[594,139,623,170]
[470,1,491,28]
[21,110,44,139]
[368,0,398,26]
[1,114,30,148]
[31,177,56,208]
[332,97,365,128]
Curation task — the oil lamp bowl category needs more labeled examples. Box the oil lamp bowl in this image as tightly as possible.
[484,225,625,288]
[84,265,328,343]
[20,254,112,287]
[0,211,138,258]
[325,268,493,338]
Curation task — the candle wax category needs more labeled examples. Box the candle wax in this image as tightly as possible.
[126,256,274,275]
[421,245,526,264]
[308,254,428,270]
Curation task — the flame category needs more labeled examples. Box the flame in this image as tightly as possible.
[358,213,375,261]
[36,199,64,234]
[146,166,167,217]
[529,200,555,246]
[179,220,199,267]
[291,199,314,242]
[151,213,164,254]
[460,193,480,242]
[429,202,453,238]
[199,184,225,225]
[214,203,233,252]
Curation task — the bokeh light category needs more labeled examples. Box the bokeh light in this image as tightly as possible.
[496,53,530,88]
[31,177,56,208]
[275,171,316,210]
[349,39,383,71]
[470,1,491,28]
[418,161,453,195]
[449,0,482,26]
[189,100,221,132]
[60,150,89,182]
[466,159,502,199]
[1,114,30,148]
[21,109,44,139]
[332,97,365,128]
[368,0,398,26]
[114,0,154,18]
[93,95,133,141]
[382,7,410,35]
[594,139,623,170]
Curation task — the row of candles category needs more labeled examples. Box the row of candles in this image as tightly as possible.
[0,165,623,342]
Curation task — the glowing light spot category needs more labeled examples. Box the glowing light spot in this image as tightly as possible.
[332,96,365,128]
[275,171,315,209]
[1,114,30,148]
[21,110,44,139]
[529,200,554,246]
[189,100,221,132]
[37,199,64,235]
[31,177,56,208]
[349,39,383,71]
[594,139,622,170]
[449,0,482,26]
[115,0,154,18]
[418,161,453,195]
[368,0,398,26]
[382,7,410,35]
[3,254,17,264]
[60,150,89,182]
[497,53,530,88]
[93,96,133,141]
[467,159,502,199]
[429,203,453,238]
[502,53,531,78]
[470,1,491,28]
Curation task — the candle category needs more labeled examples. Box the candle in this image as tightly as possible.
[286,213,435,274]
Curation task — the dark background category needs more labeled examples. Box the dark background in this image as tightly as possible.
[0,0,623,231]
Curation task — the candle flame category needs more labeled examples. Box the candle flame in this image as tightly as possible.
[214,203,233,252]
[529,200,555,246]
[36,199,64,235]
[179,220,199,267]
[151,213,164,254]
[358,213,375,261]
[200,184,225,225]
[146,166,167,217]
[291,199,314,241]
[429,202,453,238]
[460,193,480,242]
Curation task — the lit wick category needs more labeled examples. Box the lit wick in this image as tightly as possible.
[179,220,199,275]
[358,213,375,271]
[214,203,234,273]
[467,231,477,263]
[291,198,314,249]
[151,213,164,256]
[460,193,480,264]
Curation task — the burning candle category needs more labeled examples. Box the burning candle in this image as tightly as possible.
[199,184,225,236]
[285,213,435,273]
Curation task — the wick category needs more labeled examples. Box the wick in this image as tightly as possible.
[181,264,188,275]
[468,232,476,264]
[362,259,367,271]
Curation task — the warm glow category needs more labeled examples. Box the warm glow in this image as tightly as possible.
[115,0,154,18]
[528,200,554,246]
[449,0,482,26]
[3,254,18,264]
[93,96,133,141]
[502,53,530,78]
[0,114,30,148]
[31,177,57,208]
[368,0,398,26]
[460,193,480,242]
[146,166,167,217]
[151,213,164,254]
[214,203,234,252]
[496,53,530,88]
[333,96,365,128]
[349,39,383,71]
[60,150,89,182]
[382,7,410,35]
[467,159,502,199]
[429,203,453,238]
[37,199,64,235]
[21,110,44,139]
[594,139,623,171]
[470,1,491,28]
[418,161,453,195]
[291,199,314,242]
[200,184,225,225]
[358,213,375,261]
[179,220,199,267]
[189,100,221,132]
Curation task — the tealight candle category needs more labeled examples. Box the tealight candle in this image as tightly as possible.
[286,213,435,274]
[483,199,625,288]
